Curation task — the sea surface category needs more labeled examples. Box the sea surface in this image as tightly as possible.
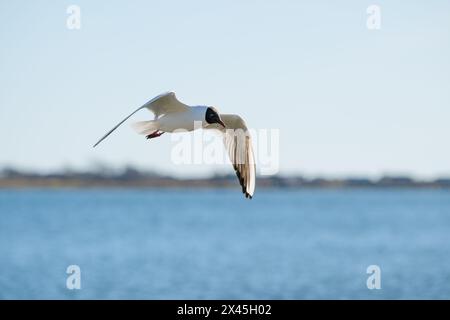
[0,188,449,299]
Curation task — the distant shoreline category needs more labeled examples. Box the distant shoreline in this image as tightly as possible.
[1,168,450,189]
[1,184,450,191]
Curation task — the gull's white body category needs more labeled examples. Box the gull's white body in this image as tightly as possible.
[93,92,256,199]
[156,106,208,132]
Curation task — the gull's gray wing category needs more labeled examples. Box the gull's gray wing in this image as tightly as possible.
[207,114,256,198]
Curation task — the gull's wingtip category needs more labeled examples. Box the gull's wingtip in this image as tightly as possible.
[92,138,103,148]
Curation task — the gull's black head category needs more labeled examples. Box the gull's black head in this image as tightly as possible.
[205,107,225,128]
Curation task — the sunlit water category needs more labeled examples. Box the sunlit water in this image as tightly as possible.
[0,188,449,299]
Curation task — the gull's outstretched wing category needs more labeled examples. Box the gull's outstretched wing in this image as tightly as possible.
[207,114,256,199]
[93,92,188,147]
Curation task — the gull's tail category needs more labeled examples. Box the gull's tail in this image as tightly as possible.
[131,120,160,136]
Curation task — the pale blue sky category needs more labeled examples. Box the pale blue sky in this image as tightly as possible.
[1,0,449,178]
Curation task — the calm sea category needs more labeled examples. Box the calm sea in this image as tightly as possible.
[0,188,449,299]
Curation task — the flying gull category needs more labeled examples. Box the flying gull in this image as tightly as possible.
[93,92,256,199]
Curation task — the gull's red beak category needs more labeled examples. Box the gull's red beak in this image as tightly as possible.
[218,119,226,128]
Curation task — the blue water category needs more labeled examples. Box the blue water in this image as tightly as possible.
[0,188,449,299]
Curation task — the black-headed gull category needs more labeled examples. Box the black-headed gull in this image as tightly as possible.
[93,92,255,199]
